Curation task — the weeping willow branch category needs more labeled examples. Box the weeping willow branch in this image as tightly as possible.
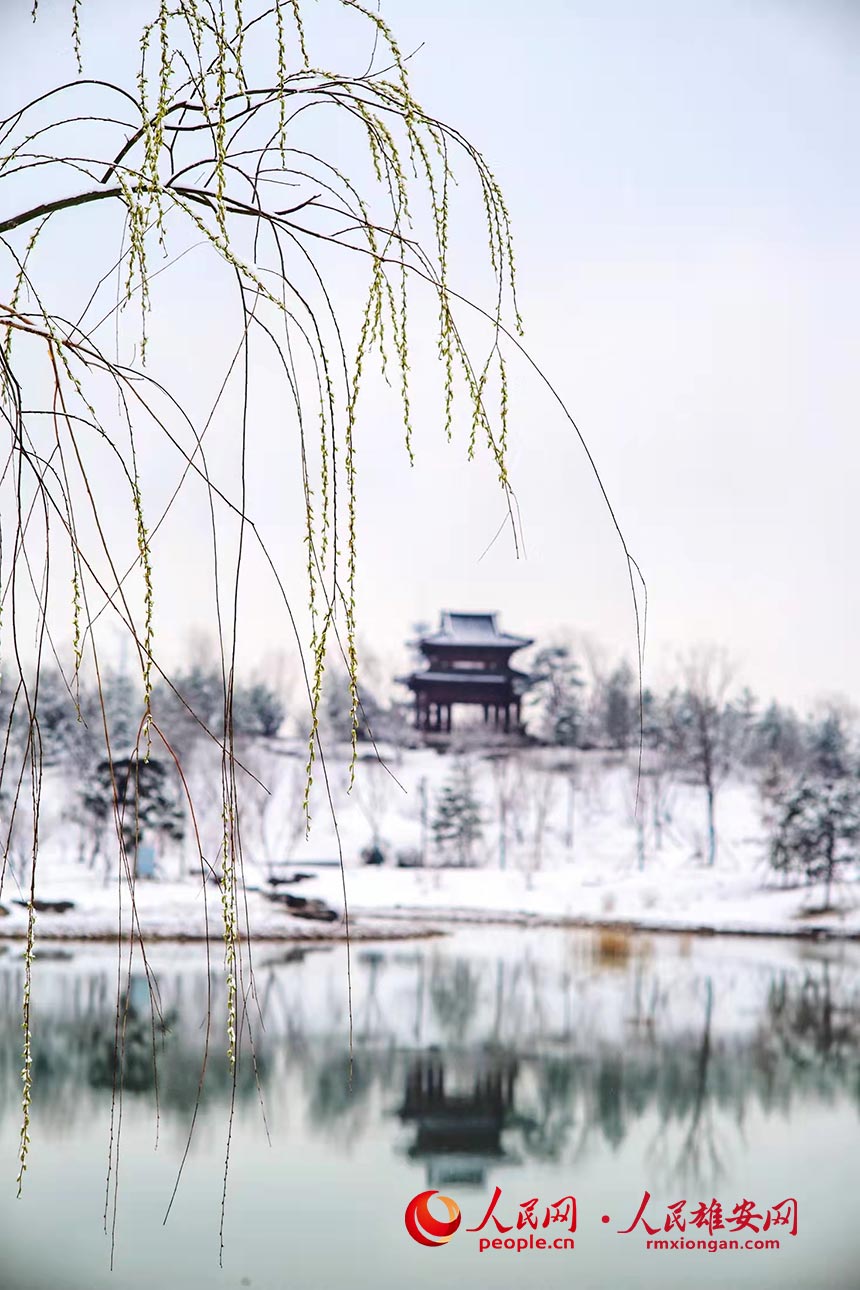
[0,0,529,1223]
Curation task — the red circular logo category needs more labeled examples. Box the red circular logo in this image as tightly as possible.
[404,1190,462,1247]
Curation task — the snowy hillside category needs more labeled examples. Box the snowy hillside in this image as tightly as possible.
[2,746,858,941]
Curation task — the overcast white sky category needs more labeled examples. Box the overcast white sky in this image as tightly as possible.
[2,0,858,709]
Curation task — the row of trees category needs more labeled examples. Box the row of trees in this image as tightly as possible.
[765,712,860,910]
[529,642,810,769]
[425,654,860,894]
[3,643,857,896]
[14,664,287,769]
[522,643,860,880]
[0,661,287,877]
[426,720,860,908]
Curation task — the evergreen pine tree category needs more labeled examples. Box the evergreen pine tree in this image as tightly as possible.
[806,712,850,782]
[530,645,585,748]
[79,755,185,876]
[641,688,665,751]
[753,701,804,771]
[432,763,484,866]
[603,661,636,750]
[727,686,758,768]
[233,682,286,738]
[770,774,860,909]
[100,668,144,755]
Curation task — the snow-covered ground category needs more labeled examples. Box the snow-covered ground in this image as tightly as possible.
[1,745,858,941]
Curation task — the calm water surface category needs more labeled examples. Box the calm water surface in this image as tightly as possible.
[0,927,858,1290]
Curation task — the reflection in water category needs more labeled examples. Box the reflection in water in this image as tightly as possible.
[0,931,858,1199]
[767,964,860,1074]
[1,931,860,1289]
[398,1054,519,1187]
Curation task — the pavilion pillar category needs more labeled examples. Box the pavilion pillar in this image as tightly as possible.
[504,704,511,733]
[446,705,452,733]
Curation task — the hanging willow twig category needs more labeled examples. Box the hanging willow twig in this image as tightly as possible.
[0,0,532,1243]
[1,5,648,1265]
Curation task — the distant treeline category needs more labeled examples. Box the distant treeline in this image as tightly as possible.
[1,639,857,896]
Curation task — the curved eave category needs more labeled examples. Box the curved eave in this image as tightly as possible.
[398,669,533,689]
[419,634,534,651]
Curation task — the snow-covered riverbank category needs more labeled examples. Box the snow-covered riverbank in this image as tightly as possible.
[2,840,858,943]
[2,746,858,941]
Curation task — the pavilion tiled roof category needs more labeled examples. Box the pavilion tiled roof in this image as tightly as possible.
[420,611,532,650]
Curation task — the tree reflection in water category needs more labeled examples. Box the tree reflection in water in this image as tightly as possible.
[0,933,858,1192]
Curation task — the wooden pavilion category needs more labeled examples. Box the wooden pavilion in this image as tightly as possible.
[400,611,533,734]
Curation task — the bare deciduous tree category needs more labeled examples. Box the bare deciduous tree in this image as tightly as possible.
[667,649,735,867]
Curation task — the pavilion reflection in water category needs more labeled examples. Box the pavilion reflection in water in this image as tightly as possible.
[397,1051,520,1188]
